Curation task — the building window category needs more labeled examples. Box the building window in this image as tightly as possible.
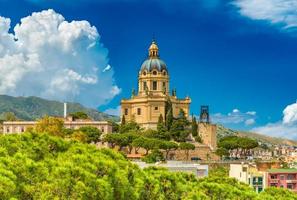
[163,71,167,76]
[280,175,285,180]
[270,183,277,187]
[143,71,147,76]
[152,71,157,75]
[101,127,105,133]
[143,81,147,90]
[258,177,263,184]
[288,174,295,180]
[287,183,294,190]
[21,127,24,132]
[271,175,277,179]
[258,187,263,192]
[6,127,10,133]
[154,106,158,111]
[253,177,257,184]
[125,108,128,115]
[153,81,157,90]
[137,108,141,115]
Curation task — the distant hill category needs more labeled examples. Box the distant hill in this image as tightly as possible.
[0,95,119,121]
[217,124,297,146]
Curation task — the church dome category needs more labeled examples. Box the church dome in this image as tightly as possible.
[140,40,168,73]
[141,58,167,72]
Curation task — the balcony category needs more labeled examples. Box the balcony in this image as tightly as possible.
[269,179,279,184]
[286,180,297,184]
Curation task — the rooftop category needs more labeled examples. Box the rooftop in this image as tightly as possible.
[267,168,297,173]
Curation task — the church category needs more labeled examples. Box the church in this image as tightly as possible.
[120,40,191,129]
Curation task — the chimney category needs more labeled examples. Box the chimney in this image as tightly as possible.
[64,103,67,118]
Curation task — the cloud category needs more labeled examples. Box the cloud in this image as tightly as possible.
[245,118,255,126]
[283,101,297,124]
[212,108,257,126]
[0,9,120,108]
[233,0,297,30]
[104,106,121,116]
[103,64,112,72]
[252,102,297,140]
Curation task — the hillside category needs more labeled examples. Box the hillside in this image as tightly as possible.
[217,124,297,146]
[0,95,118,121]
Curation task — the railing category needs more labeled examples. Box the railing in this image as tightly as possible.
[269,179,279,183]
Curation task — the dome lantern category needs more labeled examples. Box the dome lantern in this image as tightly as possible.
[140,40,168,73]
[149,40,159,58]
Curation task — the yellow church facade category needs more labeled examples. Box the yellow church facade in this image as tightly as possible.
[121,41,191,129]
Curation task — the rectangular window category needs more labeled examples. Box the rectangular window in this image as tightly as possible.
[271,175,277,179]
[124,108,128,115]
[287,183,294,190]
[280,175,285,180]
[154,106,158,111]
[288,174,295,180]
[258,187,263,193]
[162,82,166,92]
[143,82,147,90]
[153,81,157,90]
[101,127,105,133]
[137,108,141,115]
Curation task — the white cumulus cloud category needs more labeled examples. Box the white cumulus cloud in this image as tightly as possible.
[252,102,297,140]
[212,108,257,125]
[0,9,120,108]
[233,0,297,30]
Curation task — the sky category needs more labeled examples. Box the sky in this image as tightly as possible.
[0,0,297,139]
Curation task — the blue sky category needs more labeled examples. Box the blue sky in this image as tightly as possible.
[1,0,297,139]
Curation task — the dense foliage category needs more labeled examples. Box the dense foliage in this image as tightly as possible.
[216,135,259,159]
[0,133,296,199]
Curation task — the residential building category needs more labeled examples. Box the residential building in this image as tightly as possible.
[229,163,265,193]
[2,117,112,134]
[266,169,297,192]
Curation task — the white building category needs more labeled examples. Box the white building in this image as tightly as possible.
[229,163,266,193]
[134,161,208,178]
[2,118,112,134]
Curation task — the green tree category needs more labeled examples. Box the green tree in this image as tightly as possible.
[142,149,165,163]
[159,141,178,159]
[215,147,229,159]
[179,142,195,160]
[132,137,161,155]
[35,116,64,137]
[119,120,141,134]
[121,115,126,125]
[77,126,102,143]
[1,112,17,121]
[191,116,198,137]
[165,98,173,130]
[170,109,190,142]
[69,111,89,120]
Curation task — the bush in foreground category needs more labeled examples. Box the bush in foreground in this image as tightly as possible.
[0,132,296,200]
